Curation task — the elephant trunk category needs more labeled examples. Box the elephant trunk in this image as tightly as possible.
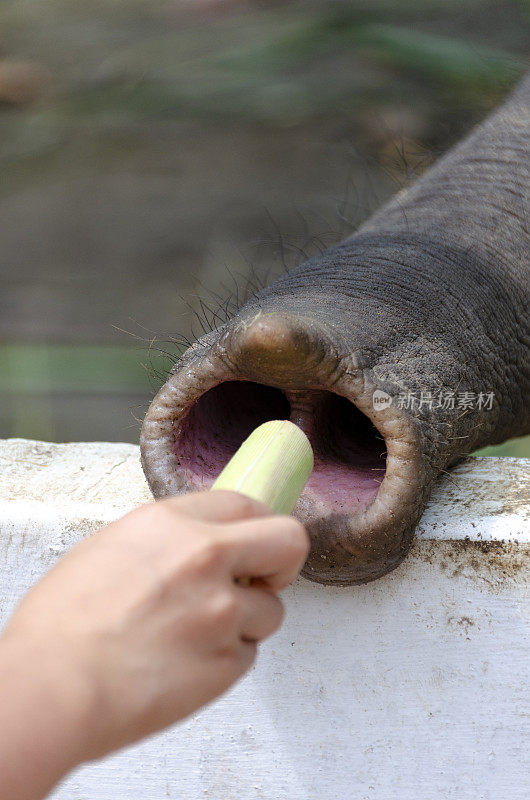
[141,75,529,585]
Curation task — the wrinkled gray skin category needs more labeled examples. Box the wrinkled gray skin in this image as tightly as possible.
[141,75,529,586]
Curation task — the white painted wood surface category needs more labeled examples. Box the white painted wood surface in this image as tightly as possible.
[1,439,529,800]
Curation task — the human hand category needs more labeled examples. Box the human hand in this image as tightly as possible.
[1,491,308,773]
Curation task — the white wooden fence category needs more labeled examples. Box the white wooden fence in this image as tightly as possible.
[1,439,528,800]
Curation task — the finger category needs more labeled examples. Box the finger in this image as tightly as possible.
[221,515,310,591]
[236,639,258,675]
[235,584,285,642]
[165,490,271,523]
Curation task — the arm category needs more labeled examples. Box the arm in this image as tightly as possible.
[0,637,95,800]
[0,491,308,800]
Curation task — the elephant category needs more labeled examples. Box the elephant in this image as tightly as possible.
[140,73,529,586]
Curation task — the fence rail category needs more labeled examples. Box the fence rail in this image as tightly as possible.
[1,439,529,800]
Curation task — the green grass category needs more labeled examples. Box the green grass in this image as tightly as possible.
[0,343,175,394]
[474,438,530,458]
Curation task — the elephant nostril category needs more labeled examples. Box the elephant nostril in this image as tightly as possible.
[140,344,420,584]
[173,379,387,512]
[308,392,387,511]
[174,381,291,483]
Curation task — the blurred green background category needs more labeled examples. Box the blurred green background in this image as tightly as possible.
[0,0,528,455]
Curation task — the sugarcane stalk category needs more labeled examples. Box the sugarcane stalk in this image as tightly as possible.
[211,419,313,515]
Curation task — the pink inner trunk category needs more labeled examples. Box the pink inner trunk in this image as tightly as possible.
[174,380,386,512]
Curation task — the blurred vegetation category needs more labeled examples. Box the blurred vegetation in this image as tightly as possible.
[0,0,528,453]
